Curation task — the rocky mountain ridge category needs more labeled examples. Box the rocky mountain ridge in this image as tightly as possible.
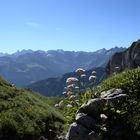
[0,47,125,87]
[106,40,140,75]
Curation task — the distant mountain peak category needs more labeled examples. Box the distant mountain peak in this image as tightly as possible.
[12,49,33,57]
[0,52,8,57]
[95,48,107,54]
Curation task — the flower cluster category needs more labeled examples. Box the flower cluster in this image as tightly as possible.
[55,68,97,108]
[65,77,79,97]
[75,68,85,75]
[89,71,96,82]
[66,77,78,85]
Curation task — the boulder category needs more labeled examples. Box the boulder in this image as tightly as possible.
[77,98,106,117]
[66,123,90,140]
[76,113,97,130]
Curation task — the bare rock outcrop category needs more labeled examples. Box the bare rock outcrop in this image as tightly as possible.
[106,40,140,75]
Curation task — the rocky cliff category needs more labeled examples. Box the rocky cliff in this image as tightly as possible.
[106,40,140,75]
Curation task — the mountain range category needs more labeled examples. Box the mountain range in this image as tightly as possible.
[27,40,140,96]
[0,40,139,140]
[0,47,125,87]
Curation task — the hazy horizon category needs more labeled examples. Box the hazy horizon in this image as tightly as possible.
[0,46,127,55]
[0,0,140,53]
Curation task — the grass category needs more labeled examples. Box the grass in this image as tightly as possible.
[0,76,65,140]
[97,68,140,97]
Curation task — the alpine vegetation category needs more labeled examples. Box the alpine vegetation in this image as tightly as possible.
[54,68,98,126]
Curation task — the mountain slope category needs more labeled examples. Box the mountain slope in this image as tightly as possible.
[0,47,125,86]
[27,67,106,96]
[0,76,65,140]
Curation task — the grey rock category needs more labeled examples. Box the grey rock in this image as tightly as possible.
[105,93,127,103]
[66,123,90,140]
[100,88,127,104]
[100,88,123,98]
[77,98,106,117]
[76,113,97,130]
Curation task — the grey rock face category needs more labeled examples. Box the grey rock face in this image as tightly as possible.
[66,88,128,140]
[106,40,140,75]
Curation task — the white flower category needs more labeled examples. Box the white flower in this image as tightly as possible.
[66,91,73,96]
[69,95,76,100]
[66,77,78,85]
[75,86,79,89]
[116,110,121,113]
[102,127,107,131]
[67,84,75,90]
[54,104,59,107]
[66,104,73,108]
[89,75,96,81]
[11,84,15,87]
[62,91,67,95]
[58,100,64,107]
[92,71,96,75]
[80,74,86,78]
[100,114,108,121]
[75,68,85,75]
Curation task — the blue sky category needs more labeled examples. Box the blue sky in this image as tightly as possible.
[0,0,140,53]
